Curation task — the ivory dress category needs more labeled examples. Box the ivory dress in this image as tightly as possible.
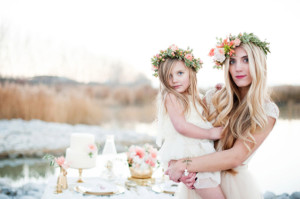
[156,94,221,198]
[205,89,280,199]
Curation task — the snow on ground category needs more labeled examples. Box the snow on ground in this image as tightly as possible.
[0,119,156,158]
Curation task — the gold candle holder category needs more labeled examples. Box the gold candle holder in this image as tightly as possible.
[77,168,84,183]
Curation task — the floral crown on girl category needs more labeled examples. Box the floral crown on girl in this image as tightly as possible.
[151,44,203,77]
[209,32,270,69]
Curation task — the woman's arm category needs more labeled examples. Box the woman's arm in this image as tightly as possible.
[165,93,222,140]
[166,116,276,181]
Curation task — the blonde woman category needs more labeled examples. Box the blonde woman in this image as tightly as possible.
[153,45,225,198]
[166,33,279,199]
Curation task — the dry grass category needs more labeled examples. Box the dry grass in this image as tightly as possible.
[0,83,158,125]
[270,85,300,104]
[1,83,299,124]
[270,85,300,119]
[0,83,104,124]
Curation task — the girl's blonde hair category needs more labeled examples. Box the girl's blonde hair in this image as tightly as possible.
[208,43,269,157]
[158,58,208,120]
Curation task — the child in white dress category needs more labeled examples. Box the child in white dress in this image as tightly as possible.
[152,45,225,199]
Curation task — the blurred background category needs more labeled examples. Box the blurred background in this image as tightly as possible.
[0,0,299,197]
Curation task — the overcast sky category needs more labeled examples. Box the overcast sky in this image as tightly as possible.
[0,0,299,88]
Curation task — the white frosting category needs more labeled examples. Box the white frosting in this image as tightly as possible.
[70,133,95,152]
[66,133,97,169]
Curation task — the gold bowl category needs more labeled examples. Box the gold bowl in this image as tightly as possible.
[129,167,153,179]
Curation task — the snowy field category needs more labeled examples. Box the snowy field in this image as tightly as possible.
[0,119,156,158]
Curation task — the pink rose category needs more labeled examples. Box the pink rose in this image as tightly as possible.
[150,149,157,159]
[218,48,224,54]
[145,158,155,167]
[88,144,97,152]
[234,38,241,46]
[169,44,179,52]
[135,147,145,159]
[55,156,65,167]
[185,53,193,61]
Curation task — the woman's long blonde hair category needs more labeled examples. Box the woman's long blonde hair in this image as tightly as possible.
[158,58,208,119]
[208,43,270,155]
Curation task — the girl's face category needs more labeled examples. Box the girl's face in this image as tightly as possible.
[229,47,252,89]
[168,61,190,94]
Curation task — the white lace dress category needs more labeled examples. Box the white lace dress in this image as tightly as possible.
[205,89,280,199]
[156,95,221,198]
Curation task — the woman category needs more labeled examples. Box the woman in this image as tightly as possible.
[166,33,279,199]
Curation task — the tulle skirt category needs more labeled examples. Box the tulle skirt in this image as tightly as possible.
[221,165,263,199]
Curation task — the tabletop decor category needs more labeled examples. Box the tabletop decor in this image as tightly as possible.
[43,154,69,193]
[73,179,125,196]
[152,180,179,195]
[65,133,98,183]
[127,144,158,181]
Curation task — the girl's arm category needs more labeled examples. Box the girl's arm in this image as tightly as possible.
[166,116,276,181]
[165,93,222,140]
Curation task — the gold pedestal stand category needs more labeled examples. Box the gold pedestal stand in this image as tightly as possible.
[77,168,84,183]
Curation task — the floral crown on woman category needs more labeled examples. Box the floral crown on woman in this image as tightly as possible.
[209,32,270,69]
[151,44,203,77]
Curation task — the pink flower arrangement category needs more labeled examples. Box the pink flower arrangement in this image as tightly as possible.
[127,144,158,170]
[55,156,69,170]
[43,154,69,169]
[151,44,203,77]
[88,144,97,158]
[209,32,270,69]
[55,156,66,166]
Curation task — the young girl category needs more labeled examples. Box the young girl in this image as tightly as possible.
[152,45,225,199]
[166,33,279,199]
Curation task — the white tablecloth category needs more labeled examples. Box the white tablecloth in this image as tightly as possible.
[41,153,175,199]
[42,177,175,199]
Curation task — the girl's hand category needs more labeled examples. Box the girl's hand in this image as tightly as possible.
[180,172,197,189]
[165,160,185,183]
[209,126,224,140]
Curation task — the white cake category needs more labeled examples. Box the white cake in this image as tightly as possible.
[66,133,97,169]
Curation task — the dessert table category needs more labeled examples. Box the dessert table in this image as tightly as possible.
[42,153,176,199]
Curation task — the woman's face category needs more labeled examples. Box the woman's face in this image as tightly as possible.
[168,61,190,94]
[229,47,252,89]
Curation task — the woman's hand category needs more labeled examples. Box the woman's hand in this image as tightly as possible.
[165,159,185,183]
[180,172,197,189]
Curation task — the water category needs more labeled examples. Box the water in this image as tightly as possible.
[0,119,299,194]
[0,158,55,187]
